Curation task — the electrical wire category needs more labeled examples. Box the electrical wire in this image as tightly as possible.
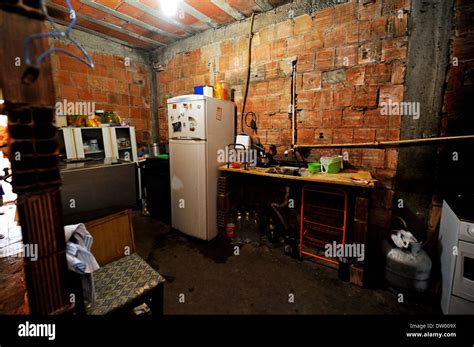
[23,0,94,78]
[244,112,257,132]
[240,12,255,133]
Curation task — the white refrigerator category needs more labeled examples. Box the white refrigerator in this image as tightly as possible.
[167,95,235,240]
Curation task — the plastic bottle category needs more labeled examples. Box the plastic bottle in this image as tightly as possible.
[243,211,251,243]
[235,211,242,244]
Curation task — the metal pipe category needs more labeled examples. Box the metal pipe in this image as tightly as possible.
[291,62,296,147]
[294,134,474,149]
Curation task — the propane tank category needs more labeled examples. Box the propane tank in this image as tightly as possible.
[384,229,432,293]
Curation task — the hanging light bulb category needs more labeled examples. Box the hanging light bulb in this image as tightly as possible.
[0,88,4,105]
[161,0,179,16]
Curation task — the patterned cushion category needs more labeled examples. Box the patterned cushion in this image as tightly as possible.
[86,253,165,315]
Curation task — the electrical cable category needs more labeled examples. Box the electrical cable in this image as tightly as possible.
[244,112,257,132]
[22,0,94,84]
[240,12,255,133]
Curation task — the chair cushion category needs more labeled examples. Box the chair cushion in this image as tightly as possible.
[86,253,165,315]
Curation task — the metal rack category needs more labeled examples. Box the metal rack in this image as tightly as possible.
[299,185,348,265]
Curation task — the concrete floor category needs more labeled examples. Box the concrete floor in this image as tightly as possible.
[133,211,440,315]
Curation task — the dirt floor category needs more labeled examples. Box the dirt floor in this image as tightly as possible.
[132,211,440,315]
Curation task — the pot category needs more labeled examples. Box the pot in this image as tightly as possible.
[148,143,160,158]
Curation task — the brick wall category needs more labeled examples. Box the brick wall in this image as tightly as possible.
[156,0,411,246]
[50,41,153,144]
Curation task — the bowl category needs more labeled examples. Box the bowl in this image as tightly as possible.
[307,162,321,173]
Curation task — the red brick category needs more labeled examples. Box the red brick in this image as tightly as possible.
[376,129,400,141]
[365,64,392,85]
[391,63,405,84]
[333,128,354,143]
[315,128,333,144]
[379,85,404,104]
[343,148,363,167]
[334,1,357,22]
[392,13,408,37]
[303,111,321,127]
[315,48,334,71]
[352,86,379,107]
[266,129,282,145]
[361,148,385,168]
[335,45,358,68]
[322,109,343,127]
[324,24,346,48]
[346,67,366,85]
[364,108,389,128]
[342,109,363,127]
[334,86,354,107]
[385,148,398,169]
[297,129,316,145]
[354,128,376,143]
[297,91,315,110]
[271,114,290,128]
[60,85,78,100]
[271,39,287,60]
[59,55,89,73]
[265,95,280,114]
[268,79,284,94]
[314,6,334,30]
[382,0,410,14]
[302,72,322,90]
[313,89,334,108]
[358,41,383,64]
[254,43,271,63]
[382,37,408,61]
[294,14,313,35]
[298,52,315,73]
[253,82,267,96]
[358,0,382,20]
[370,16,388,39]
[304,31,324,50]
[275,20,294,39]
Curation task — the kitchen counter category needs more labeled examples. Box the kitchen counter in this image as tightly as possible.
[59,157,128,172]
[60,157,137,224]
[218,165,375,188]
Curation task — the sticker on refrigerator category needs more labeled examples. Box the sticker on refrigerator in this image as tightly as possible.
[216,107,222,121]
[172,122,182,133]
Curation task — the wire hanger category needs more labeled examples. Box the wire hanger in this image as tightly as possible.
[22,0,94,85]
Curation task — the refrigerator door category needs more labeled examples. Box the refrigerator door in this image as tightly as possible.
[169,139,208,240]
[168,96,206,140]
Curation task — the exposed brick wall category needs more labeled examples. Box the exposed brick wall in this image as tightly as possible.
[156,0,411,245]
[50,41,153,144]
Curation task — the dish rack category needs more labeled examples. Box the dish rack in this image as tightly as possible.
[299,186,348,265]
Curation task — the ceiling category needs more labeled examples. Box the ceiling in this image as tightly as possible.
[45,0,293,50]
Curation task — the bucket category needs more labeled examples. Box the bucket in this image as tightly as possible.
[307,162,321,173]
[320,156,342,173]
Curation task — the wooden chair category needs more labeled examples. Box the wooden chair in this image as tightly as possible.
[69,209,165,315]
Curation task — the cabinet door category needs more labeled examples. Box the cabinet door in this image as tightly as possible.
[110,126,138,162]
[73,127,113,159]
[58,128,77,159]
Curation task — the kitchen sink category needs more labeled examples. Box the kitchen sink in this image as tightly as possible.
[265,166,301,176]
